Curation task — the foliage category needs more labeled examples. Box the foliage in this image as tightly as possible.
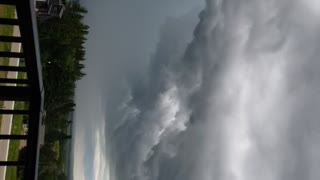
[16,147,27,180]
[36,2,88,179]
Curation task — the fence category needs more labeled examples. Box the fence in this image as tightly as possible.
[0,0,44,179]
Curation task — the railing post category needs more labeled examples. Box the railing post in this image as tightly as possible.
[0,86,31,101]
[0,78,29,84]
[0,0,18,5]
[0,135,28,140]
[0,161,25,166]
[0,66,27,72]
[0,109,29,115]
[0,18,19,25]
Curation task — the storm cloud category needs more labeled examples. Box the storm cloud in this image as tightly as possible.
[74,0,320,180]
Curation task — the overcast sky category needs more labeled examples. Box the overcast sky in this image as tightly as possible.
[73,0,320,180]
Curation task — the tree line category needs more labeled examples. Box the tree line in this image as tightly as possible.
[18,2,89,180]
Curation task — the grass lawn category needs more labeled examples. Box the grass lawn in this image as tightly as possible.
[5,101,25,180]
[0,4,15,56]
[0,4,16,129]
[5,62,27,180]
[5,65,27,180]
[1,6,24,177]
[0,4,15,73]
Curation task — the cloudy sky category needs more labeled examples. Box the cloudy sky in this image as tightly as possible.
[73,0,320,180]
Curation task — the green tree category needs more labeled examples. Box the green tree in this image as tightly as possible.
[37,2,88,179]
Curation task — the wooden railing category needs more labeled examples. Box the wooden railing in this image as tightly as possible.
[0,0,44,179]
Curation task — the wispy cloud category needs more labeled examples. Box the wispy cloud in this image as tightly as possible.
[93,130,108,180]
[73,90,108,180]
[72,130,85,180]
[73,118,107,180]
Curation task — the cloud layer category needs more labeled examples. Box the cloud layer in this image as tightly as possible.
[73,0,203,179]
[75,0,320,179]
[104,0,320,180]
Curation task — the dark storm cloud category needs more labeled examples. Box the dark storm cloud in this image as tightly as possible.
[109,1,320,180]
[74,0,320,180]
